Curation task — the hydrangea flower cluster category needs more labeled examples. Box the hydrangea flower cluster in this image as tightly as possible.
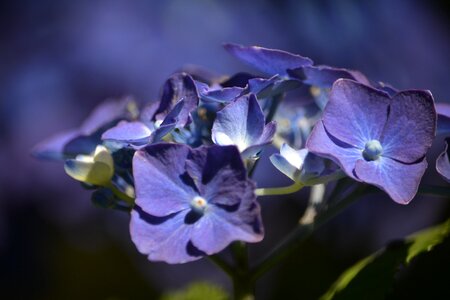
[35,43,444,269]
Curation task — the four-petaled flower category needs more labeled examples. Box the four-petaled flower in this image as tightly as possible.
[212,94,276,158]
[130,143,263,264]
[307,79,436,204]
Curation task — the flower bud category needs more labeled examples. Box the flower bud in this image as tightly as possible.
[64,145,114,186]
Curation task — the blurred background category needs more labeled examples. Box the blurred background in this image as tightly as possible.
[0,0,449,299]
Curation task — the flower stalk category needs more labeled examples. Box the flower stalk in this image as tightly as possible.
[255,182,304,196]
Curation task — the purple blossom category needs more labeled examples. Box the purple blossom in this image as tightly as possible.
[101,99,186,149]
[436,103,450,182]
[246,75,301,99]
[130,143,263,264]
[32,97,135,160]
[212,94,276,157]
[436,138,450,182]
[224,43,313,76]
[287,65,370,88]
[436,103,450,134]
[223,44,368,92]
[152,73,200,126]
[195,80,244,103]
[306,79,436,204]
[101,73,201,148]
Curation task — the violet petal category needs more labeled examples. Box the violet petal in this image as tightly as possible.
[323,79,390,148]
[354,157,428,204]
[380,90,436,163]
[224,43,313,76]
[306,121,361,179]
[436,138,450,182]
[133,144,196,217]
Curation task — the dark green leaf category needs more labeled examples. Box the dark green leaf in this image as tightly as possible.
[321,219,450,300]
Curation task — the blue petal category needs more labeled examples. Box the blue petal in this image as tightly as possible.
[133,143,196,217]
[242,121,277,158]
[380,90,436,164]
[201,87,244,103]
[436,138,450,182]
[322,79,390,148]
[354,157,427,204]
[198,146,249,207]
[130,207,201,264]
[191,192,263,255]
[270,153,299,181]
[155,73,199,126]
[306,121,362,179]
[287,65,370,88]
[32,129,80,160]
[102,121,153,148]
[224,43,313,75]
[212,94,266,153]
[436,103,450,135]
[247,76,301,98]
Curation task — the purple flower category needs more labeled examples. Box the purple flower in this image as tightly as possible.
[32,97,136,160]
[436,103,450,182]
[102,99,186,149]
[101,73,201,148]
[152,73,199,125]
[195,80,244,104]
[246,75,301,99]
[224,43,313,76]
[212,94,276,157]
[287,65,370,88]
[436,138,450,182]
[306,79,436,204]
[436,103,450,134]
[130,143,263,264]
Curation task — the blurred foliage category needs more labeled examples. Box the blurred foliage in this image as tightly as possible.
[160,282,228,300]
[321,219,450,300]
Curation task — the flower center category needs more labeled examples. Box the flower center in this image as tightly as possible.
[190,196,208,214]
[363,140,383,161]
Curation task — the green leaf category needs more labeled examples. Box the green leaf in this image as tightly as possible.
[160,282,229,300]
[321,219,450,300]
[406,218,450,263]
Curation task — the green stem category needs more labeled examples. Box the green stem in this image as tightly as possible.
[231,242,254,300]
[255,182,304,196]
[233,276,254,300]
[232,242,249,270]
[250,184,368,282]
[208,255,234,278]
